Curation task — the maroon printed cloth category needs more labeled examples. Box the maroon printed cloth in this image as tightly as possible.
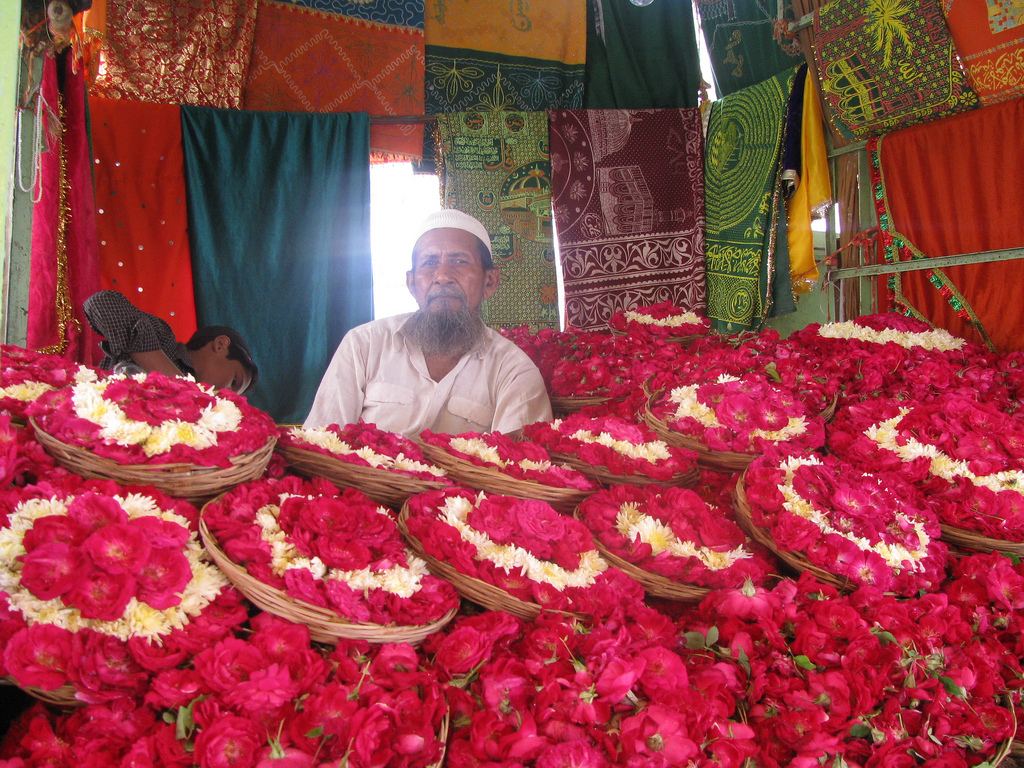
[548,108,706,331]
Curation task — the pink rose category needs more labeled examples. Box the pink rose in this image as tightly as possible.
[82,522,152,574]
[18,542,86,600]
[65,492,128,532]
[193,716,263,768]
[3,623,78,690]
[64,569,136,621]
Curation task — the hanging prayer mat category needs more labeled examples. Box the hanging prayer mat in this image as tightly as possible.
[424,0,586,115]
[243,0,425,161]
[696,0,804,98]
[704,67,796,333]
[869,96,1024,354]
[812,0,978,140]
[286,0,423,28]
[548,108,706,332]
[436,111,558,331]
[88,97,198,345]
[88,0,257,109]
[942,0,1024,105]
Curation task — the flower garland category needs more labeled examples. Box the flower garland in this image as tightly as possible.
[608,301,710,338]
[578,485,775,588]
[817,319,966,351]
[203,476,459,626]
[420,429,598,490]
[0,478,228,642]
[281,422,449,482]
[405,489,643,617]
[523,414,697,481]
[27,373,277,467]
[653,374,826,454]
[743,453,948,596]
[1,344,100,421]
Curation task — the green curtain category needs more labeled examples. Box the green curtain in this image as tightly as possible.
[584,0,701,109]
[180,107,371,424]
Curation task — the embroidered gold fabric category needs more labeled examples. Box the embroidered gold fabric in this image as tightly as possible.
[88,0,257,109]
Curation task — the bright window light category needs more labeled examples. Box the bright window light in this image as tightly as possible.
[370,163,442,319]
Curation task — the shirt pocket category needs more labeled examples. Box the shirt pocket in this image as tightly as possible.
[447,395,493,429]
[365,381,414,405]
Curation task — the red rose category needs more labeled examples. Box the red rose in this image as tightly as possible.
[64,569,136,621]
[83,522,152,574]
[65,492,128,532]
[135,547,193,609]
[21,515,88,552]
[70,631,150,704]
[434,625,494,676]
[3,623,77,690]
[193,716,263,768]
[18,542,86,600]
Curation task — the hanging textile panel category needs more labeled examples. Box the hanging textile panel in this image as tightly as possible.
[435,111,557,331]
[549,108,706,332]
[704,67,796,333]
[243,0,425,161]
[27,52,102,365]
[696,0,804,98]
[870,96,1024,354]
[812,0,977,140]
[286,0,423,27]
[942,0,1024,105]
[88,97,197,343]
[181,107,372,424]
[88,0,256,109]
[424,0,586,114]
[585,0,701,109]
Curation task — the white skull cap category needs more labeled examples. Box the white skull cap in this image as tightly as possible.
[413,210,492,257]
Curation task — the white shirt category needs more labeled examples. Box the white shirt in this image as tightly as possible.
[304,314,553,436]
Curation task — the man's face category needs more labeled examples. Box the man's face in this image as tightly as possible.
[406,228,499,314]
[192,340,252,395]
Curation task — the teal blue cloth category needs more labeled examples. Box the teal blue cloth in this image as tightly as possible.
[180,107,372,424]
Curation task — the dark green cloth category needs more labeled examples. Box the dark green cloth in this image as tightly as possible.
[585,0,701,108]
[697,0,804,98]
[180,107,372,424]
[705,68,797,332]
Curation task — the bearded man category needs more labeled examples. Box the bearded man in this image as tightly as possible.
[304,210,552,436]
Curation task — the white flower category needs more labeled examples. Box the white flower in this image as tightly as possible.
[818,321,965,351]
[615,503,752,571]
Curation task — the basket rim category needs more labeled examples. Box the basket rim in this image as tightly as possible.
[199,509,458,643]
[276,440,451,487]
[548,450,701,488]
[938,523,1024,555]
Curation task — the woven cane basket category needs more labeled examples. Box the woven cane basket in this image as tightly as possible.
[3,677,83,709]
[30,418,275,503]
[938,524,1024,557]
[277,442,451,509]
[418,444,595,513]
[397,504,578,622]
[548,451,700,489]
[199,517,457,644]
[550,395,612,417]
[732,470,854,592]
[584,538,710,602]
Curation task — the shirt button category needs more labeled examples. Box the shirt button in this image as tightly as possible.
[434,392,441,398]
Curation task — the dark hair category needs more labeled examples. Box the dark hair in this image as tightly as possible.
[186,326,259,394]
[412,233,494,271]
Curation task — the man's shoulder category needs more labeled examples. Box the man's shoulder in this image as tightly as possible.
[482,327,539,368]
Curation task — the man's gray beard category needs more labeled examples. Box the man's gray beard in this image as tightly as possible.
[405,306,485,357]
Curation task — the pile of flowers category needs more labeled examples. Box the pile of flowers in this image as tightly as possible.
[0,616,450,768]
[1,344,101,422]
[577,484,775,588]
[608,301,711,339]
[650,374,827,454]
[828,395,1024,541]
[523,415,698,481]
[280,421,450,482]
[0,475,244,702]
[0,415,62,489]
[203,476,460,627]
[430,607,758,768]
[742,453,948,596]
[691,572,1017,767]
[816,313,968,352]
[26,372,277,467]
[419,429,598,491]
[403,488,643,617]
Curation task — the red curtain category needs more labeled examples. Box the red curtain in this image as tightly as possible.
[874,97,1024,352]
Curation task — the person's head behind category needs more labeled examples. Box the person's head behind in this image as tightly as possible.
[405,211,500,357]
[185,326,259,396]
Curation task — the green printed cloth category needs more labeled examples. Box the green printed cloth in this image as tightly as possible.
[705,67,797,332]
[436,111,558,331]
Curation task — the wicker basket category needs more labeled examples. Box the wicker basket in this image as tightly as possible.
[397,504,577,622]
[3,677,83,708]
[938,524,1024,557]
[610,329,703,347]
[548,450,700,488]
[577,531,711,602]
[199,517,457,644]
[277,442,451,509]
[550,395,612,416]
[419,443,595,513]
[30,418,276,504]
[732,470,854,592]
